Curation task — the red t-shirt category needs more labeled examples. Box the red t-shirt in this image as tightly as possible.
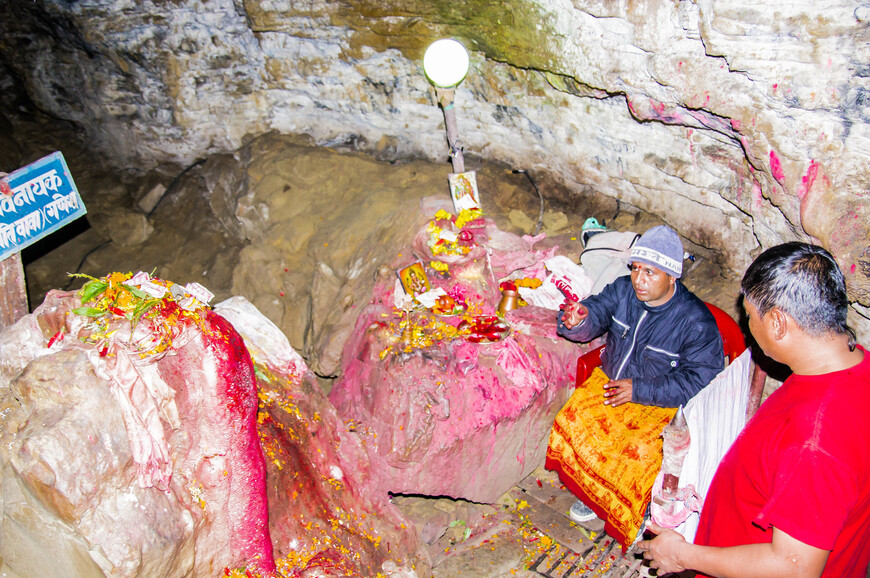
[695,345,870,577]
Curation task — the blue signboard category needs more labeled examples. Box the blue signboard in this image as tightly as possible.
[0,151,87,261]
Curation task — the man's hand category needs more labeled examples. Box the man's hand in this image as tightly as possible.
[603,378,633,406]
[637,523,830,578]
[636,523,687,574]
[560,300,588,329]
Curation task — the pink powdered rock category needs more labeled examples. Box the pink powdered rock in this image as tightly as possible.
[216,297,426,577]
[329,222,591,503]
[505,305,563,341]
[0,290,275,575]
[159,310,276,574]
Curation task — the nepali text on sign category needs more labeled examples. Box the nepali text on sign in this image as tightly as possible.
[0,151,87,261]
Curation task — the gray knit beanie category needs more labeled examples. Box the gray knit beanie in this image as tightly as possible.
[629,225,684,278]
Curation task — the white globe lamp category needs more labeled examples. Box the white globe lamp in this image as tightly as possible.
[423,39,470,174]
[423,39,470,88]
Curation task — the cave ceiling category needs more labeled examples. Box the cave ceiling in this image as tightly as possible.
[0,0,867,329]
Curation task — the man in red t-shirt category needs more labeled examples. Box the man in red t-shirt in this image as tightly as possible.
[637,242,870,577]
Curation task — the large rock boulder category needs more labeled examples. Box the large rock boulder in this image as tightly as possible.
[328,214,594,503]
[0,276,423,577]
[0,287,273,576]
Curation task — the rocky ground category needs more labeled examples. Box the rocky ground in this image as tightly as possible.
[395,465,659,578]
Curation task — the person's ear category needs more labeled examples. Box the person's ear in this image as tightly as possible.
[669,276,676,287]
[769,307,788,340]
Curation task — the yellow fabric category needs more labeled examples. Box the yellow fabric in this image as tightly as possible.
[546,367,676,548]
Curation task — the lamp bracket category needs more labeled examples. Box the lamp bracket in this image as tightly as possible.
[435,87,456,109]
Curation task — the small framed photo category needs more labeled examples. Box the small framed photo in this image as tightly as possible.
[398,262,431,297]
[448,170,480,212]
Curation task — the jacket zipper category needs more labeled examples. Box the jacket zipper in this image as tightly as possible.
[611,316,630,337]
[645,345,679,358]
[615,310,647,380]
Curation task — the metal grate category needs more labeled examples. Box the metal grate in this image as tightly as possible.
[526,533,652,578]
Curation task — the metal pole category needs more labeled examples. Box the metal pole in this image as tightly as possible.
[436,87,465,174]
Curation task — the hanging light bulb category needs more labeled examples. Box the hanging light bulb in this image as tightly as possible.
[423,39,470,88]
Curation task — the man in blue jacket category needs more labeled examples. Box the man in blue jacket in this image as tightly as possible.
[559,225,723,408]
[548,225,723,533]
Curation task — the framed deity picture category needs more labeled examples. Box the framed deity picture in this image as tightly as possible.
[448,170,480,212]
[398,262,431,297]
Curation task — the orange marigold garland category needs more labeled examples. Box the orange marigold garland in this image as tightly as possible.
[425,208,482,257]
[68,271,214,359]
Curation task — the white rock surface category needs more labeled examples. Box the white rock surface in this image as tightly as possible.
[0,0,866,322]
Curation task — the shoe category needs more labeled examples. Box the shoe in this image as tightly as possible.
[580,217,608,247]
[568,500,597,523]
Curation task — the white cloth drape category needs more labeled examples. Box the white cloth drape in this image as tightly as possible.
[650,348,753,542]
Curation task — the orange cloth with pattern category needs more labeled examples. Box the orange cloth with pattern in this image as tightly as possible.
[545,367,676,549]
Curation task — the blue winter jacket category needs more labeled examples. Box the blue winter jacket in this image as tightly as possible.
[556,276,723,408]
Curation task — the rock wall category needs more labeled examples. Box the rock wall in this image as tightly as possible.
[0,0,867,331]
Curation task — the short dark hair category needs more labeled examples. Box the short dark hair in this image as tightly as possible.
[741,242,856,349]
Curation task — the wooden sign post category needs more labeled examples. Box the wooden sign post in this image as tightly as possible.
[0,253,27,329]
[0,151,87,330]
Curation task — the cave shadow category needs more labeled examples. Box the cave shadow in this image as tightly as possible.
[733,294,792,383]
[20,215,91,266]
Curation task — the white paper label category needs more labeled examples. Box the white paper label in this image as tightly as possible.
[438,230,458,243]
[139,280,167,298]
[185,282,214,304]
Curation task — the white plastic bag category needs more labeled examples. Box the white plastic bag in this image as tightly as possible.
[580,230,639,295]
[518,255,593,310]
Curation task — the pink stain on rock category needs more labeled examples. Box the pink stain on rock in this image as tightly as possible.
[129,308,276,574]
[329,221,592,504]
[796,161,840,246]
[797,160,819,200]
[752,180,764,210]
[183,311,276,573]
[769,151,785,182]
